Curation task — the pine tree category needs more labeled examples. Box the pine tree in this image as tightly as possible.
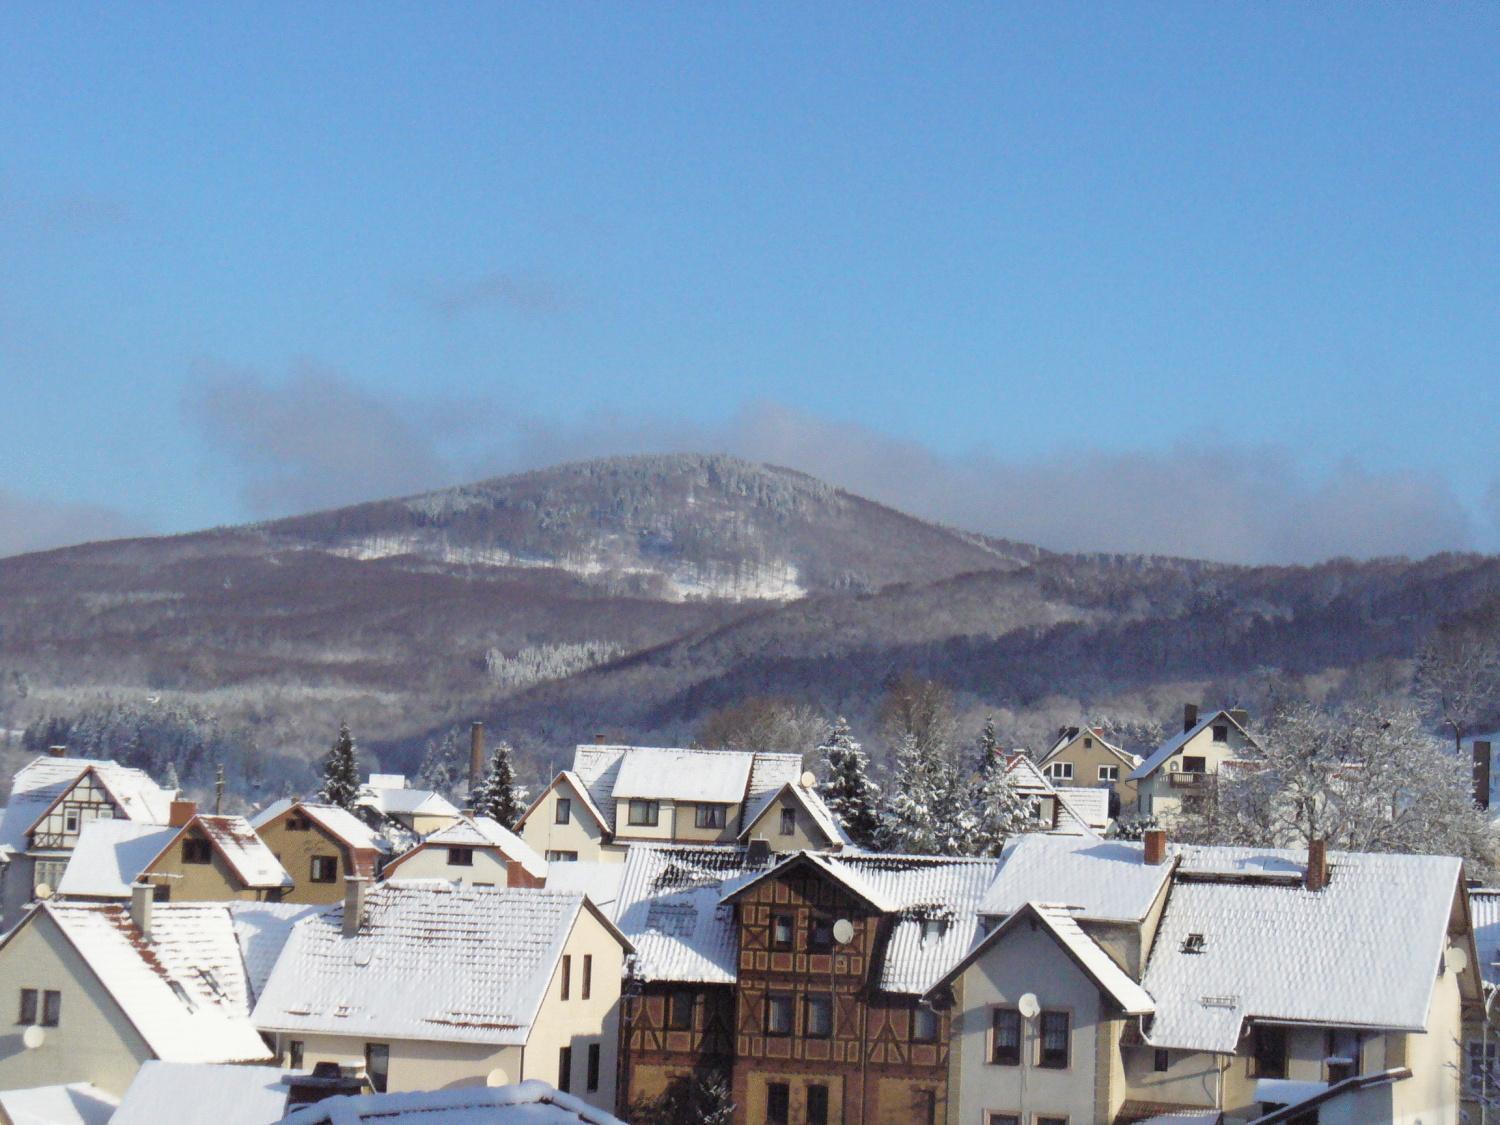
[881,732,972,855]
[471,740,528,830]
[416,727,465,800]
[319,722,361,809]
[817,717,882,848]
[161,760,183,796]
[974,716,1001,777]
[970,751,1034,856]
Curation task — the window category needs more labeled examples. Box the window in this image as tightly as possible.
[545,850,578,862]
[582,954,592,1000]
[473,882,494,889]
[991,1008,1021,1065]
[805,994,833,1038]
[17,989,36,1025]
[913,1088,936,1125]
[912,1003,938,1043]
[1181,932,1206,954]
[286,815,311,831]
[287,1039,304,1069]
[1037,1117,1069,1125]
[586,1042,600,1091]
[627,799,659,826]
[771,913,794,950]
[1154,1047,1171,1072]
[808,915,834,952]
[561,955,571,1000]
[1182,755,1206,774]
[807,1083,829,1125]
[1083,736,1094,748]
[985,1115,1020,1125]
[1212,724,1229,742]
[33,860,66,894]
[309,855,337,883]
[182,837,213,865]
[1046,762,1074,781]
[1252,1024,1287,1079]
[695,803,727,829]
[555,797,571,825]
[446,847,474,866]
[766,993,794,1036]
[1038,1010,1070,1068]
[557,1045,572,1093]
[767,1082,790,1125]
[1325,1028,1362,1082]
[364,1042,389,1093]
[920,916,949,942]
[667,990,694,1030]
[1468,1039,1500,1096]
[64,809,79,833]
[779,807,797,835]
[1098,765,1119,783]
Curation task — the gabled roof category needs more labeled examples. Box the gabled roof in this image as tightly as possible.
[1142,845,1465,1052]
[1053,787,1112,832]
[515,770,612,835]
[252,799,388,855]
[279,1079,627,1124]
[1040,726,1140,769]
[356,783,461,820]
[186,815,294,888]
[927,901,1154,1015]
[1129,709,1255,782]
[111,1062,295,1125]
[738,782,853,849]
[253,883,630,1045]
[980,833,1174,923]
[8,901,271,1064]
[0,757,175,852]
[0,1083,118,1125]
[227,901,327,1002]
[56,821,180,898]
[385,816,548,881]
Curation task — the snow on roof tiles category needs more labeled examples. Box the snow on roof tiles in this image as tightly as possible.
[568,745,803,832]
[357,785,461,819]
[738,782,853,848]
[1054,787,1112,830]
[1471,888,1500,987]
[0,757,175,851]
[1129,710,1254,782]
[279,1078,627,1124]
[980,834,1173,923]
[541,861,626,917]
[56,821,179,898]
[193,815,294,888]
[1142,844,1462,1052]
[0,1083,118,1125]
[745,752,804,804]
[253,883,609,1045]
[111,1062,295,1125]
[414,816,549,880]
[34,901,271,1064]
[228,901,327,1002]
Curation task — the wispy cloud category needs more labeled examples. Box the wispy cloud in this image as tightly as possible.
[417,272,572,318]
[0,489,147,559]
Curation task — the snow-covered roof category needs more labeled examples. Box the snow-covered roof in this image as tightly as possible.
[1129,710,1254,781]
[387,816,549,881]
[0,1083,118,1125]
[1040,726,1139,769]
[980,833,1173,923]
[253,799,389,857]
[539,861,626,917]
[254,883,628,1045]
[744,751,805,808]
[568,744,803,831]
[738,782,853,848]
[0,757,175,852]
[228,901,327,1001]
[1001,753,1055,795]
[929,901,1154,1014]
[1053,787,1111,831]
[279,1079,627,1124]
[357,784,461,820]
[56,821,179,898]
[1142,844,1464,1052]
[1470,888,1500,987]
[14,901,271,1064]
[111,1062,296,1125]
[614,844,776,984]
[368,773,408,789]
[192,815,294,888]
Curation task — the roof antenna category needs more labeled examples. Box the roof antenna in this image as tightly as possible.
[214,764,226,814]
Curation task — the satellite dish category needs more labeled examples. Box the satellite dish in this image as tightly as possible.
[1447,944,1470,973]
[22,1025,45,1050]
[832,918,855,945]
[33,884,52,900]
[1018,993,1040,1020]
[799,771,817,790]
[485,1067,510,1087]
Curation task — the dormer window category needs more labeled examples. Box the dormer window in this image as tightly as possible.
[1181,932,1206,954]
[920,917,949,942]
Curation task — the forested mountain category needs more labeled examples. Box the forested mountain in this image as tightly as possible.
[3,453,1499,793]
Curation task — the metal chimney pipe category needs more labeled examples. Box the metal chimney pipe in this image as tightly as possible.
[469,722,484,792]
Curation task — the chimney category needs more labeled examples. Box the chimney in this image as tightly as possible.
[746,839,772,865]
[469,723,485,793]
[168,799,197,828]
[1143,828,1167,866]
[1475,740,1493,810]
[46,744,67,758]
[594,733,607,745]
[1305,837,1328,891]
[130,881,154,941]
[342,877,369,937]
[1183,703,1199,733]
[1228,708,1249,727]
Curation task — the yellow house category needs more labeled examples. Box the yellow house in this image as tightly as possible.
[380,815,548,889]
[736,780,851,853]
[251,799,387,904]
[1038,725,1142,809]
[1130,705,1257,822]
[355,775,462,839]
[0,891,271,1097]
[252,880,633,1115]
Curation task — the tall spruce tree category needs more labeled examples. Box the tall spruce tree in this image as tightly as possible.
[471,740,528,830]
[882,732,973,855]
[319,722,360,809]
[817,717,881,847]
[969,725,1033,856]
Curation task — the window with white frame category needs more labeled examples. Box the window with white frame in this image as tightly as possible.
[1046,762,1073,781]
[1098,765,1119,783]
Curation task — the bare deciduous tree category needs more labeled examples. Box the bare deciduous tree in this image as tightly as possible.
[1416,623,1500,750]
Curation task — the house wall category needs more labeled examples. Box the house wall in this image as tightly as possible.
[278,1030,522,1092]
[1390,958,1463,1125]
[612,799,677,845]
[145,825,267,901]
[669,801,742,845]
[401,812,459,838]
[381,845,512,889]
[742,792,833,853]
[1045,734,1139,806]
[519,778,614,864]
[1137,719,1253,820]
[1121,1044,1222,1111]
[257,811,356,904]
[623,983,736,1107]
[948,916,1106,1125]
[0,911,153,1096]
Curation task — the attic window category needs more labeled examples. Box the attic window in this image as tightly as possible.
[167,980,196,1011]
[1212,725,1229,742]
[286,816,311,832]
[1181,932,1207,955]
[921,917,949,942]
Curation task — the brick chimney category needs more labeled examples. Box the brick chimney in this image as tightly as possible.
[594,733,607,745]
[46,744,67,758]
[1228,708,1249,727]
[1182,704,1199,733]
[1475,740,1493,810]
[130,881,154,941]
[168,800,197,828]
[1305,837,1329,891]
[468,722,485,793]
[1144,828,1167,865]
[342,877,369,938]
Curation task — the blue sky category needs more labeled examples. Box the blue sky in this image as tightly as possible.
[2,5,1496,562]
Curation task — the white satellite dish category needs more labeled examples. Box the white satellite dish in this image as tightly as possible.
[1017,992,1040,1020]
[832,918,855,945]
[22,1025,45,1050]
[33,884,52,901]
[1447,944,1470,974]
[799,771,817,790]
[485,1067,510,1087]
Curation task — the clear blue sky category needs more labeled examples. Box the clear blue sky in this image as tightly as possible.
[2,5,1496,562]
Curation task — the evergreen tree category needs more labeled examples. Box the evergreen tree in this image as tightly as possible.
[161,760,183,796]
[319,722,361,809]
[881,732,973,855]
[970,751,1034,856]
[471,740,528,830]
[416,727,465,800]
[817,717,882,848]
[974,716,1001,777]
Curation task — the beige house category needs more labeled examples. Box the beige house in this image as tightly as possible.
[1130,705,1257,822]
[253,880,633,1114]
[355,774,462,840]
[0,891,271,1096]
[380,815,547,888]
[1039,725,1142,809]
[516,744,838,863]
[251,799,387,904]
